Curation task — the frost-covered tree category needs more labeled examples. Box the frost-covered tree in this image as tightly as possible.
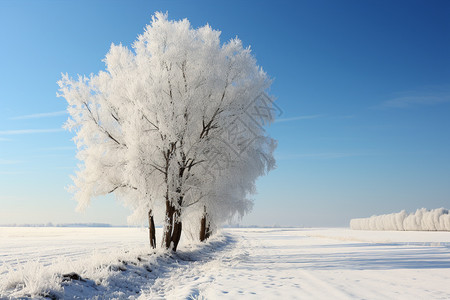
[59,12,276,251]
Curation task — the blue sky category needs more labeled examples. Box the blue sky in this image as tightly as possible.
[0,0,449,227]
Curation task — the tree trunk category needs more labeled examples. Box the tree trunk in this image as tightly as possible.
[162,199,183,251]
[163,199,175,249]
[200,206,211,242]
[200,213,207,242]
[205,220,211,240]
[148,209,156,249]
[162,164,184,251]
[171,210,182,251]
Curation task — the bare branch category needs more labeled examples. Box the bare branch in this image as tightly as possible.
[108,184,138,194]
[82,101,126,148]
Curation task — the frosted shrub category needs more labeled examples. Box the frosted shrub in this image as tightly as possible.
[0,261,61,298]
[350,208,450,231]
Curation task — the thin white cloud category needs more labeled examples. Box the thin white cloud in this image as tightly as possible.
[381,95,450,108]
[10,110,67,120]
[275,114,323,123]
[53,166,75,170]
[376,86,450,109]
[0,137,10,141]
[0,159,21,165]
[0,195,26,200]
[0,171,27,175]
[277,152,366,160]
[0,128,64,135]
[39,146,76,151]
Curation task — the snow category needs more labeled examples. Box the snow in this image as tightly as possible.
[350,208,450,231]
[0,227,150,269]
[1,227,450,299]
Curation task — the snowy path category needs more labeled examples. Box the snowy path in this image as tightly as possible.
[142,228,450,299]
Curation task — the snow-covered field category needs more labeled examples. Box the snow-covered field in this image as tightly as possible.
[1,227,450,299]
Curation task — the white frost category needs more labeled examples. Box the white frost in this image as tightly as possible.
[350,208,450,231]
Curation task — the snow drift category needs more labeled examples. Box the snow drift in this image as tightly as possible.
[0,231,230,299]
[350,208,450,231]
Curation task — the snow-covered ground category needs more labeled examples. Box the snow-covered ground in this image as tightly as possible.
[0,227,150,270]
[1,227,450,299]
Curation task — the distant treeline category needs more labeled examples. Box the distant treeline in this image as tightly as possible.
[351,208,450,231]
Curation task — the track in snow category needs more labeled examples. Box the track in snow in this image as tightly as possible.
[140,228,450,299]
